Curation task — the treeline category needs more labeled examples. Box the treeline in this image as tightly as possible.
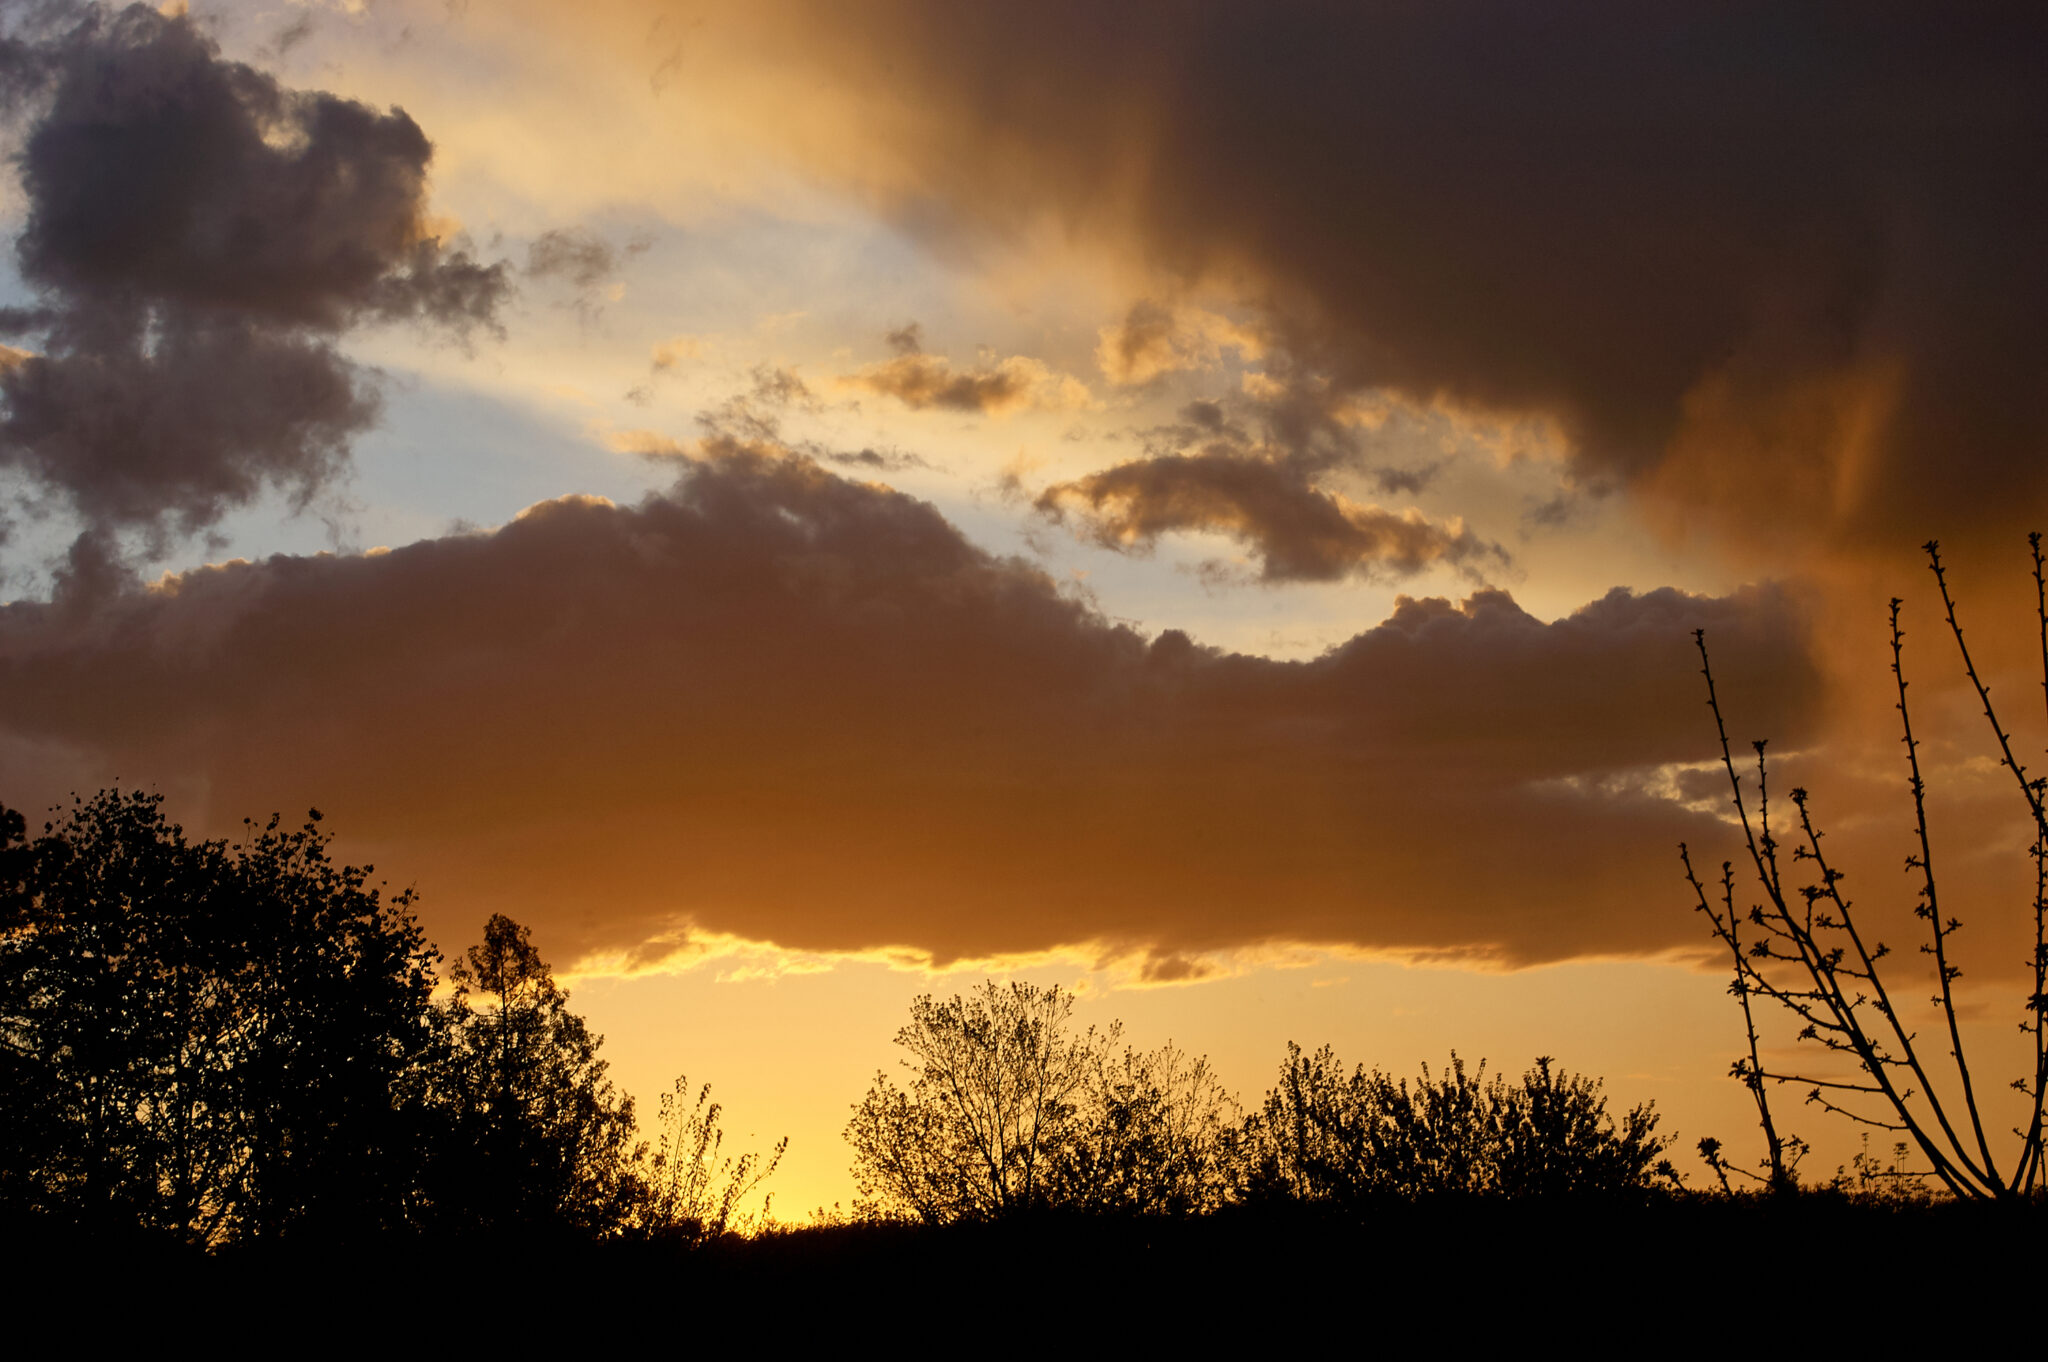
[841,985,1680,1224]
[0,791,759,1247]
[0,790,1917,1253]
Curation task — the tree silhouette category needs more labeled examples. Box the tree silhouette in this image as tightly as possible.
[1053,1041,1241,1216]
[1684,537,2048,1199]
[848,981,1111,1222]
[425,913,642,1236]
[847,981,1241,1221]
[0,791,439,1243]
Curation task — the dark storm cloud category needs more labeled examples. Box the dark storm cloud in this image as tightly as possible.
[707,0,2048,552]
[12,5,501,329]
[0,441,1821,969]
[0,3,506,551]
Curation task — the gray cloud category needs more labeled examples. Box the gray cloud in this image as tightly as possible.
[1036,373,1493,583]
[1037,452,1501,584]
[0,3,507,556]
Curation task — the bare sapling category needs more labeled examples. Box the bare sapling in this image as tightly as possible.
[1682,536,2048,1201]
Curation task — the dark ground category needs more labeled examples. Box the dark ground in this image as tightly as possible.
[16,1199,2031,1344]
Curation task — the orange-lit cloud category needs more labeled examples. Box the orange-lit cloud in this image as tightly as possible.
[840,327,1091,416]
[0,441,1822,973]
[1096,300,1264,386]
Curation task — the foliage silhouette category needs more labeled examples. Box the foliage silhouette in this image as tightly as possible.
[846,982,1675,1220]
[0,796,777,1247]
[848,980,1106,1222]
[424,913,644,1237]
[1242,1044,1675,1205]
[0,791,439,1244]
[1053,1040,1242,1216]
[847,980,1239,1221]
[1684,536,2048,1200]
[640,1075,786,1244]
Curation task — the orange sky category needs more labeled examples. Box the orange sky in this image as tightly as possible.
[4,0,2047,1213]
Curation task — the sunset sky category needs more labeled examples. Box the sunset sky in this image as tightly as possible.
[5,0,2047,1214]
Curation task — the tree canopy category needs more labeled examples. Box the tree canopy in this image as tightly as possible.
[847,980,1239,1222]
[0,791,439,1243]
[0,790,744,1246]
[425,912,644,1237]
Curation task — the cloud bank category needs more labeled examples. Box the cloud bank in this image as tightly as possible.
[0,442,1822,971]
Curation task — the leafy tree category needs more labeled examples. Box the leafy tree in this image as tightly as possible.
[1053,1041,1242,1216]
[221,810,444,1238]
[0,791,440,1243]
[849,981,1106,1222]
[847,981,1241,1221]
[425,913,642,1236]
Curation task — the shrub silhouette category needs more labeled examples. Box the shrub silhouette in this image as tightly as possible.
[846,981,1669,1220]
[1244,1044,1674,1205]
[640,1075,786,1244]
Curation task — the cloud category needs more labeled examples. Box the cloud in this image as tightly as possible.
[11,6,501,331]
[1033,367,1493,582]
[1036,453,1500,584]
[649,335,703,372]
[0,312,375,545]
[1096,300,1264,386]
[840,331,1092,416]
[593,0,2048,557]
[612,365,930,473]
[0,441,1823,971]
[0,3,506,555]
[525,229,619,292]
[820,446,930,473]
[525,227,648,320]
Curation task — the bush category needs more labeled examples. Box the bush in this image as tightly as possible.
[1244,1044,1674,1205]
